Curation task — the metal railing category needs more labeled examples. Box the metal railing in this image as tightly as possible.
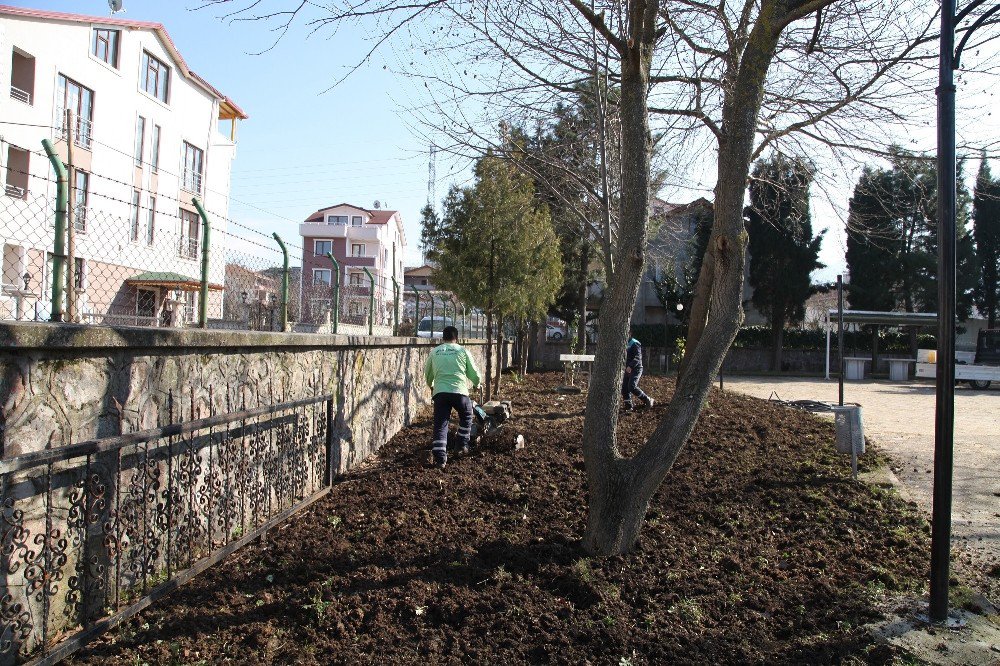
[54,108,94,150]
[9,85,31,105]
[0,390,335,665]
[181,168,203,194]
[179,236,199,259]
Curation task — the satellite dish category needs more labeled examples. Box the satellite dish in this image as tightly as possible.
[373,200,381,209]
[108,0,124,14]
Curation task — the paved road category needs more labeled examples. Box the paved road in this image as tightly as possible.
[724,376,1000,598]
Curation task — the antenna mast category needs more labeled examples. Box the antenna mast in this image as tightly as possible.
[427,145,437,211]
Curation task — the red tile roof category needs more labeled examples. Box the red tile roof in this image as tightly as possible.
[303,203,398,224]
[0,4,247,119]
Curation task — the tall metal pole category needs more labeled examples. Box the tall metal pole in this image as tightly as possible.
[192,197,212,329]
[362,267,376,336]
[41,140,67,322]
[430,294,436,338]
[838,275,845,407]
[326,252,340,334]
[931,0,958,623]
[65,109,76,323]
[410,285,421,333]
[272,233,289,331]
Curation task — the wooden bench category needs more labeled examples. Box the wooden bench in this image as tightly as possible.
[559,353,596,389]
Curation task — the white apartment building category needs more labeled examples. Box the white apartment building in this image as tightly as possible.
[299,203,406,326]
[0,5,246,325]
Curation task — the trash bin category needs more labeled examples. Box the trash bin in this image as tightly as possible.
[832,405,865,455]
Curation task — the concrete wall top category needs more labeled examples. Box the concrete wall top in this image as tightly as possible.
[0,321,490,352]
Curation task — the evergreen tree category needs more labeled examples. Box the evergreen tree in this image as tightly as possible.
[846,150,976,319]
[427,155,562,397]
[745,156,825,370]
[974,156,1000,328]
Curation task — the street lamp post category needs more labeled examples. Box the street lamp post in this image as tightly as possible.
[931,0,1000,623]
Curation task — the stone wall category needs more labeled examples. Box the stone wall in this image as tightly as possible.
[0,323,493,467]
[0,323,498,663]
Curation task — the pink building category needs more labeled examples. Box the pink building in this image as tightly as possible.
[299,203,406,325]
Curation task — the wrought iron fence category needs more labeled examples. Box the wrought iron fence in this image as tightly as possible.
[0,388,334,665]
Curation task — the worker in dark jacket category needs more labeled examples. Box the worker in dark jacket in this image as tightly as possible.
[622,337,654,411]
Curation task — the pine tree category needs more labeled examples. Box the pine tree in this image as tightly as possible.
[974,156,1000,328]
[745,156,825,370]
[427,155,562,397]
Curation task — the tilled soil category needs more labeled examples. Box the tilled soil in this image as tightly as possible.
[71,374,930,665]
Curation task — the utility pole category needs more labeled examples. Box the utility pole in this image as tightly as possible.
[65,108,77,323]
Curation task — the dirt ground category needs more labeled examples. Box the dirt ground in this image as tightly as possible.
[70,374,932,665]
[723,376,1000,606]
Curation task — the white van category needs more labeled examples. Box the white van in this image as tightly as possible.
[416,316,454,339]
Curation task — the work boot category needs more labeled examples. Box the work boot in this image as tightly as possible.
[434,455,447,470]
[620,402,634,413]
[642,396,655,409]
[459,443,471,456]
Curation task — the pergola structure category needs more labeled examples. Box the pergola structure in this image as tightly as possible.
[824,309,937,380]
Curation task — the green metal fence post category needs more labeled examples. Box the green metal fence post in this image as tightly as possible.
[325,252,340,334]
[192,197,212,329]
[362,267,375,336]
[429,294,436,339]
[391,276,400,336]
[462,306,467,338]
[41,139,67,322]
[272,233,289,331]
[450,297,459,336]
[410,286,421,335]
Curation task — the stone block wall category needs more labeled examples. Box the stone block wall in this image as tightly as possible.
[0,323,496,663]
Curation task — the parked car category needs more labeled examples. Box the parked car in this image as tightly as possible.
[416,316,454,339]
[546,324,565,340]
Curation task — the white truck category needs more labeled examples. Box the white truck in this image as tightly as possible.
[916,329,1000,389]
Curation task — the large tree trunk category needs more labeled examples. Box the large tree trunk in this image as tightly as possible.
[581,3,784,556]
[578,236,589,352]
[494,313,504,397]
[485,308,494,402]
[770,317,785,372]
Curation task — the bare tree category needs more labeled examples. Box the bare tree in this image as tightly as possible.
[202,0,998,554]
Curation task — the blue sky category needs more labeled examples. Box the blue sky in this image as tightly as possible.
[10,0,438,265]
[10,0,1000,284]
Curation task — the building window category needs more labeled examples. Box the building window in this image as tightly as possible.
[10,48,35,105]
[73,257,86,291]
[151,125,161,172]
[146,195,156,246]
[313,269,332,287]
[4,145,29,198]
[349,272,364,286]
[181,142,204,193]
[129,189,140,242]
[56,75,94,149]
[314,240,332,256]
[72,170,88,234]
[420,278,427,286]
[141,51,170,103]
[134,116,145,167]
[92,28,120,67]
[348,301,361,317]
[351,243,365,257]
[179,208,200,259]
[351,216,362,226]
[327,215,348,225]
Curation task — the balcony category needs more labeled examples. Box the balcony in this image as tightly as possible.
[182,168,203,194]
[10,85,30,105]
[299,222,380,241]
[54,108,93,150]
[179,237,199,260]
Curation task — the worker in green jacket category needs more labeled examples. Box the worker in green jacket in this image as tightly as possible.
[424,326,481,469]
